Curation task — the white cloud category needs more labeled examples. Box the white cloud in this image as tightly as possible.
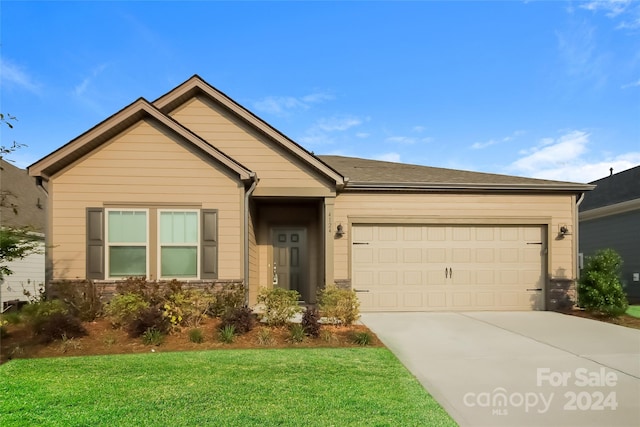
[412,126,426,133]
[315,116,362,132]
[472,130,525,150]
[73,64,108,97]
[507,130,640,183]
[253,91,334,116]
[386,136,417,144]
[299,115,365,146]
[580,0,640,29]
[374,152,401,163]
[472,139,498,150]
[0,57,41,94]
[386,135,433,145]
[621,78,640,88]
[581,0,631,17]
[355,132,370,139]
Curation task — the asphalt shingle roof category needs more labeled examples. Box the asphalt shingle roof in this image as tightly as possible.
[0,159,46,232]
[318,155,592,191]
[580,165,640,211]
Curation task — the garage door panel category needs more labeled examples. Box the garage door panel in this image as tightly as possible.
[452,248,471,263]
[403,292,423,308]
[428,292,447,308]
[452,270,471,285]
[403,271,422,285]
[353,224,546,312]
[353,247,374,263]
[403,248,422,263]
[427,248,446,262]
[476,292,495,307]
[500,248,519,263]
[379,248,397,263]
[452,293,472,308]
[378,227,398,241]
[379,271,396,286]
[377,292,398,308]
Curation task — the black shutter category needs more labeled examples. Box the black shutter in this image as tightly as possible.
[86,208,105,280]
[201,209,218,279]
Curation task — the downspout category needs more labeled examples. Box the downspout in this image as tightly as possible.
[36,176,49,196]
[243,174,259,306]
[574,191,586,282]
[35,176,52,287]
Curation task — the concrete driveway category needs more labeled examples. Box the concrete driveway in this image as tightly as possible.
[361,312,640,427]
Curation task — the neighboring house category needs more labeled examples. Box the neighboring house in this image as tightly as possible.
[0,159,46,309]
[579,166,640,303]
[28,76,592,312]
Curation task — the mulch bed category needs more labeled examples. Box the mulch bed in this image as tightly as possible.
[0,317,382,364]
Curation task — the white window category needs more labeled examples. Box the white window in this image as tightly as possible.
[106,209,148,278]
[158,210,199,279]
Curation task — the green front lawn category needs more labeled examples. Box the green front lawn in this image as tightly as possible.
[0,348,456,426]
[626,305,640,318]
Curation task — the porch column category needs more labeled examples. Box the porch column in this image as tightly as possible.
[323,197,335,287]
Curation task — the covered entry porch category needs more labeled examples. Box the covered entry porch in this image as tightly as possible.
[247,197,335,305]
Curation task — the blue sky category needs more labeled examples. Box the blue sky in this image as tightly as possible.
[1,1,638,183]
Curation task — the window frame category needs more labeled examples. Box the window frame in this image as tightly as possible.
[157,209,201,280]
[105,208,149,280]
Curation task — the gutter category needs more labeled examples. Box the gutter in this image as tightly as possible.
[344,181,596,192]
[243,174,259,306]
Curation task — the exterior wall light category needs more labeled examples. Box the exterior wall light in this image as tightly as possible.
[336,224,345,236]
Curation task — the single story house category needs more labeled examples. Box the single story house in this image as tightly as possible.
[1,159,46,310]
[579,166,640,303]
[28,75,593,312]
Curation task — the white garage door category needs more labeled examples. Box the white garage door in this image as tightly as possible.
[352,225,546,311]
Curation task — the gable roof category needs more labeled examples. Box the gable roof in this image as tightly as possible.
[319,155,594,192]
[153,75,345,188]
[1,159,46,232]
[28,98,254,182]
[580,165,640,211]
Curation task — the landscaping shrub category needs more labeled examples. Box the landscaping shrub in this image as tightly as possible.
[0,320,8,339]
[320,329,337,343]
[318,285,360,326]
[127,307,169,338]
[189,328,204,343]
[115,277,163,306]
[22,299,68,323]
[257,287,302,326]
[47,280,102,321]
[1,311,22,325]
[301,307,321,337]
[218,324,236,343]
[58,334,82,353]
[578,248,629,317]
[105,293,149,328]
[141,328,164,346]
[209,283,245,317]
[256,327,273,346]
[288,323,306,343]
[351,331,372,346]
[162,298,185,331]
[32,312,87,343]
[219,306,255,335]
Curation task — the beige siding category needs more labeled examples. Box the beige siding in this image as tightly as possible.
[333,192,576,283]
[247,203,258,303]
[50,119,244,280]
[169,97,332,192]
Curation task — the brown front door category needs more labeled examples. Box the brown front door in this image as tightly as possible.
[272,228,307,301]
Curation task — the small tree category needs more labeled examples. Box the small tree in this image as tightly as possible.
[0,228,42,279]
[1,113,41,278]
[578,248,628,317]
